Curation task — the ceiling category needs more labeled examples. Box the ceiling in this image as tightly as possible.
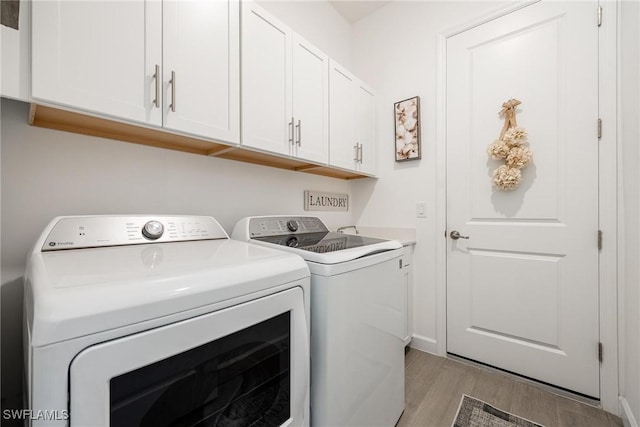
[329,1,392,23]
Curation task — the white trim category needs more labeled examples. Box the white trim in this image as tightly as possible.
[435,0,619,412]
[599,0,620,415]
[621,397,639,427]
[440,0,540,38]
[409,334,438,355]
[435,32,448,357]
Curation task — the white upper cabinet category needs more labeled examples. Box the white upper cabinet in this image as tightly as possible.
[241,2,292,156]
[32,0,162,126]
[2,0,31,101]
[242,2,329,164]
[329,61,376,175]
[32,0,239,144]
[355,82,377,175]
[328,62,356,170]
[291,35,329,163]
[163,0,240,143]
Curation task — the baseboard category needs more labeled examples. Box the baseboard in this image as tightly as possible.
[621,397,639,427]
[409,334,438,355]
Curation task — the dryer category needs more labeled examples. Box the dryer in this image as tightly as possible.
[232,216,405,427]
[24,215,310,427]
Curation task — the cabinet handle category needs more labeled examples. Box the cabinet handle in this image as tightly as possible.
[358,143,363,163]
[296,120,301,146]
[353,143,359,162]
[289,117,294,145]
[169,71,176,112]
[153,64,160,108]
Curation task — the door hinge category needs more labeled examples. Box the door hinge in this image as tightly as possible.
[598,342,603,363]
[597,6,603,27]
[597,118,602,139]
[598,230,603,250]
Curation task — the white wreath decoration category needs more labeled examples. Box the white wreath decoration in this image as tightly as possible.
[487,99,533,191]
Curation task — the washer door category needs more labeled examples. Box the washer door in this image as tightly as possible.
[69,287,308,427]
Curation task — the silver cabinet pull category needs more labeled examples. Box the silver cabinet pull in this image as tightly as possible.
[450,230,470,240]
[153,64,160,108]
[353,143,359,162]
[289,117,294,145]
[169,71,176,112]
[358,143,363,163]
[296,120,301,146]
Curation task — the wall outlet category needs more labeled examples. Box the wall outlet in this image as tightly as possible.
[416,202,427,218]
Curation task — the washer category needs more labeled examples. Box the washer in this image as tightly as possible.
[24,215,310,427]
[232,216,405,427]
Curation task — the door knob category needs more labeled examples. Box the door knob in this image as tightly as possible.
[450,230,469,240]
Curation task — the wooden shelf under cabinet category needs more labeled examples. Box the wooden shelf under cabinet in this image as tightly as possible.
[28,104,371,180]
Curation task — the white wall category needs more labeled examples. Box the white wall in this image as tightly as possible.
[257,0,351,68]
[350,1,503,353]
[620,0,640,424]
[1,99,355,280]
[0,0,354,409]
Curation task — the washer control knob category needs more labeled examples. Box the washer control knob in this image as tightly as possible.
[142,220,164,240]
[287,219,299,232]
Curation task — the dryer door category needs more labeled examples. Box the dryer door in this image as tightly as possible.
[69,287,308,427]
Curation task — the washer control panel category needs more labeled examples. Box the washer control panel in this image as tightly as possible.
[42,215,228,251]
[248,216,328,237]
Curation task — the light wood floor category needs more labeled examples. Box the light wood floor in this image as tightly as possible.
[398,349,622,427]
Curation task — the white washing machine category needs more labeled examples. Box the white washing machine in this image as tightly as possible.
[232,216,405,427]
[24,215,310,427]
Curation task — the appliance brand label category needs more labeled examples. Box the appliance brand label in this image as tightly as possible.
[304,191,349,212]
[48,241,74,247]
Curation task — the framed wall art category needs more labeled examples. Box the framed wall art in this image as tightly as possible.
[394,96,421,161]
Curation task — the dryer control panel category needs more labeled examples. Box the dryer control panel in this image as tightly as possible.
[41,215,228,251]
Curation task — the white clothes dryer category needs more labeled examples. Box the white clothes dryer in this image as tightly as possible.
[232,216,405,427]
[24,215,310,427]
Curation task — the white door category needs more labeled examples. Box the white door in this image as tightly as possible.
[446,1,599,397]
[241,2,292,156]
[31,0,162,126]
[355,82,376,175]
[163,0,239,144]
[292,35,329,164]
[329,61,357,171]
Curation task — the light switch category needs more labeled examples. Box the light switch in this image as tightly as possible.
[416,202,426,218]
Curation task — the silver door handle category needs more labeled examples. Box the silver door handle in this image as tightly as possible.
[289,117,295,145]
[450,230,469,240]
[354,143,359,161]
[153,64,160,108]
[169,71,176,112]
[296,120,301,146]
[358,143,363,163]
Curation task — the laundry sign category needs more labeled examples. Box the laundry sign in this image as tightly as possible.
[304,191,349,212]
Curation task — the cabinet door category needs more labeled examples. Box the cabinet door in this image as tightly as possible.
[32,0,162,126]
[241,2,292,155]
[328,61,357,170]
[356,82,377,175]
[292,35,329,164]
[163,0,239,144]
